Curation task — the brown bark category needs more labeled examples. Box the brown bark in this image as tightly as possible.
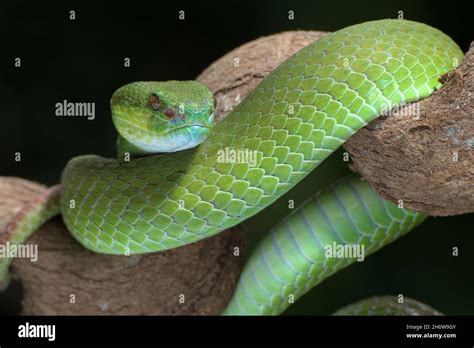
[344,44,474,216]
[1,177,244,315]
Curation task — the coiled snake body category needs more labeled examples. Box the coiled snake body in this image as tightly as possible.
[1,19,462,315]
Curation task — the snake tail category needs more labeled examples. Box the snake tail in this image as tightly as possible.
[0,185,61,289]
[222,175,427,315]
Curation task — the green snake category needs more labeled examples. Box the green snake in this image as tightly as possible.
[0,19,462,315]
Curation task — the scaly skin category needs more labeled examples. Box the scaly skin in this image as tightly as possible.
[0,20,463,313]
[222,175,427,315]
[61,19,461,254]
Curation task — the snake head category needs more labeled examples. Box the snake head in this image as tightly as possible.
[111,81,215,153]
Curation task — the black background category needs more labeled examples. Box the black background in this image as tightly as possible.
[0,0,473,315]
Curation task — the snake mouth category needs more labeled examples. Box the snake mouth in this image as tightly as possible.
[177,124,210,130]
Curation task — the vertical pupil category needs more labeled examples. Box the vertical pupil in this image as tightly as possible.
[150,94,160,110]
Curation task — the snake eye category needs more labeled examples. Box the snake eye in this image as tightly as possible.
[213,96,218,110]
[164,107,176,118]
[149,93,162,111]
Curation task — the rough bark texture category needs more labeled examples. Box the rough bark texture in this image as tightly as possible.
[344,43,474,216]
[199,31,473,216]
[1,30,472,315]
[2,180,244,315]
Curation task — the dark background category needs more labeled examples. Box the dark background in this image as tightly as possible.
[0,0,472,315]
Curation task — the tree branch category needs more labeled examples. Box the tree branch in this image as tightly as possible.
[0,177,245,314]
